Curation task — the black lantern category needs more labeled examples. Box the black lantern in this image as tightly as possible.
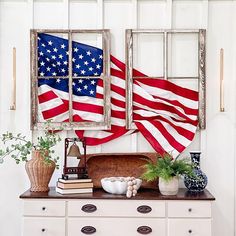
[62,138,88,180]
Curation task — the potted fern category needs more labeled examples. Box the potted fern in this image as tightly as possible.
[142,153,194,195]
[0,126,61,192]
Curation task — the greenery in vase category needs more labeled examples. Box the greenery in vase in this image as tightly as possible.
[141,153,195,182]
[0,123,61,168]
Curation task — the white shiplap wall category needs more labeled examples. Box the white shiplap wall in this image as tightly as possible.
[0,1,235,236]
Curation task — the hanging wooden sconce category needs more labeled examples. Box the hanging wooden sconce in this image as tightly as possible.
[220,48,225,112]
[10,47,16,110]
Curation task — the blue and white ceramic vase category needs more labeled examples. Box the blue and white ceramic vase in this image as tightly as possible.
[184,152,208,193]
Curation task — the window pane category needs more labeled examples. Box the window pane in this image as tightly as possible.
[38,33,69,77]
[72,78,104,123]
[72,33,103,76]
[37,78,69,122]
[32,30,110,130]
[133,33,164,77]
[168,33,198,77]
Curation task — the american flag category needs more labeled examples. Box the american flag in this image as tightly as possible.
[38,33,198,158]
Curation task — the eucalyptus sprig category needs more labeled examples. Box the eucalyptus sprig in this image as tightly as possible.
[0,122,61,168]
[142,153,195,182]
[0,132,33,164]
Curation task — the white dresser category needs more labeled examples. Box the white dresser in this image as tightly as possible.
[20,188,215,236]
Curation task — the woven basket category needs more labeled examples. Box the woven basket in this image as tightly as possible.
[25,150,56,192]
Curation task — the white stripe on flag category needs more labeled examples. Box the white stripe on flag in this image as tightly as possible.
[136,80,198,109]
[133,83,197,121]
[137,120,180,158]
[133,109,197,132]
[159,120,194,147]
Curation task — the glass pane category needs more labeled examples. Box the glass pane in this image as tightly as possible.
[72,78,104,123]
[71,33,104,123]
[72,33,103,77]
[133,33,164,78]
[37,78,69,122]
[38,33,69,77]
[169,79,198,92]
[168,33,198,77]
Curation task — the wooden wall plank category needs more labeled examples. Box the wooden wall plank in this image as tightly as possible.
[166,0,172,29]
[69,0,98,29]
[0,3,34,236]
[33,0,66,28]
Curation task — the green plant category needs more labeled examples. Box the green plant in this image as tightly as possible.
[0,124,61,168]
[142,153,194,182]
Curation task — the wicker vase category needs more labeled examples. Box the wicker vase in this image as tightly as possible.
[25,150,56,192]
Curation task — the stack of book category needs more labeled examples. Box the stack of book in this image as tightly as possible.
[56,178,93,194]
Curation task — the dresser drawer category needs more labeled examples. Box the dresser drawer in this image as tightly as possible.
[23,200,66,216]
[168,219,212,236]
[23,217,65,236]
[68,218,165,236]
[68,200,165,217]
[168,201,211,218]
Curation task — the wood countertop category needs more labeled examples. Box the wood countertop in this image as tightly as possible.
[20,188,215,201]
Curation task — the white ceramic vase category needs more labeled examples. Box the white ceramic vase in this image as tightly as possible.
[158,176,179,195]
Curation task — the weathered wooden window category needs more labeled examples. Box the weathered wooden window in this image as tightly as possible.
[126,29,206,129]
[31,29,111,130]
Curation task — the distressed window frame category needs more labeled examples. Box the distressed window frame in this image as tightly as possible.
[31,29,111,131]
[125,29,206,130]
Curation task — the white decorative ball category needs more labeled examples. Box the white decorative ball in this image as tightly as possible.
[133,185,138,190]
[127,186,133,191]
[126,190,132,198]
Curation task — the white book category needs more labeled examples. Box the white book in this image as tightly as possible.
[58,178,92,184]
[56,187,93,195]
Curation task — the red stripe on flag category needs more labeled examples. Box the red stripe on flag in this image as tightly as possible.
[38,90,58,104]
[111,84,126,98]
[96,93,103,99]
[135,121,166,155]
[42,101,69,119]
[111,110,126,120]
[73,101,103,114]
[151,95,198,116]
[111,97,126,109]
[111,68,125,79]
[75,127,128,145]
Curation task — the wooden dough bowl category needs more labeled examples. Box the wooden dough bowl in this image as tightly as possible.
[86,153,159,189]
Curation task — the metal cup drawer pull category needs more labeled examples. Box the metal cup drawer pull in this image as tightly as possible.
[81,204,97,213]
[137,226,152,234]
[81,226,96,234]
[137,205,152,214]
